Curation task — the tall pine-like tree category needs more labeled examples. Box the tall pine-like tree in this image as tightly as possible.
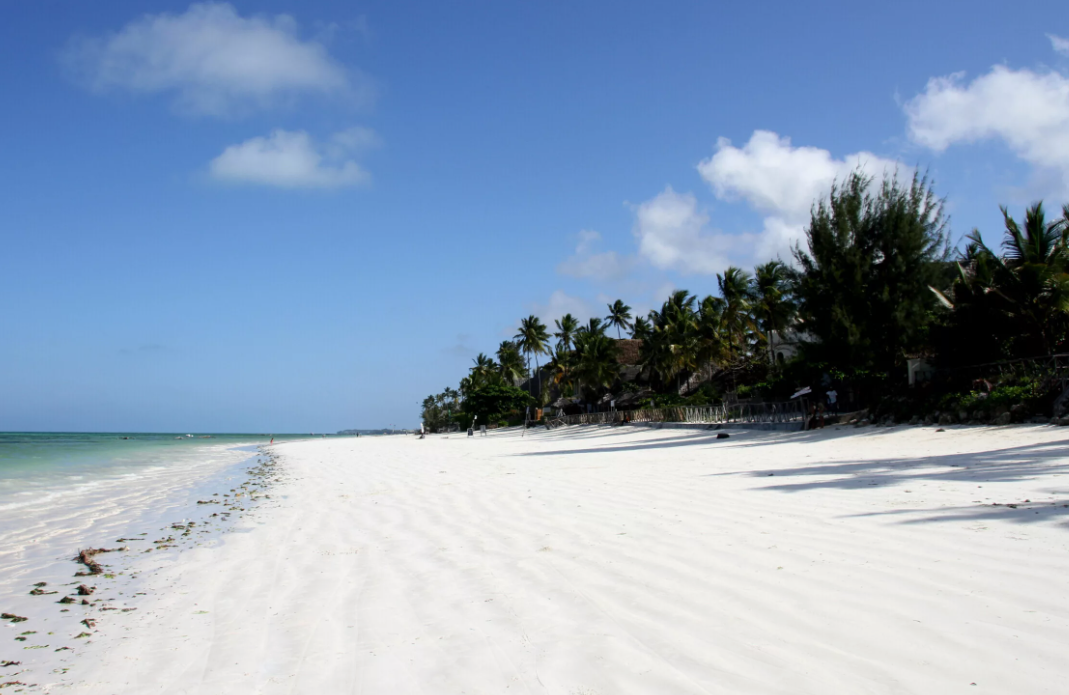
[793,170,950,380]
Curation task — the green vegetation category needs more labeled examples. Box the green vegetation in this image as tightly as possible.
[422,172,1069,428]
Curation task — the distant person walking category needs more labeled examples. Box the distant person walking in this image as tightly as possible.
[826,388,838,414]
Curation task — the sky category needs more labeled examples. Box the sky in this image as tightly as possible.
[2,0,1068,432]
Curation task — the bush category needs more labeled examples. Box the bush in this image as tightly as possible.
[462,384,535,427]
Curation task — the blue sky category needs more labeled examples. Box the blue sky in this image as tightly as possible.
[2,1,1068,432]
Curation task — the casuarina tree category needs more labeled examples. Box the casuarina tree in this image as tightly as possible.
[793,170,950,380]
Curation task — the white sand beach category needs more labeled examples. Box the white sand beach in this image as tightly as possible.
[29,425,1069,694]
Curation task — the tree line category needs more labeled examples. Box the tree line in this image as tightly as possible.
[423,171,1069,430]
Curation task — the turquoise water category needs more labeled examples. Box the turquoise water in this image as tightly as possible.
[0,432,318,504]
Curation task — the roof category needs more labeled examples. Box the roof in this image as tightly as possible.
[615,339,642,365]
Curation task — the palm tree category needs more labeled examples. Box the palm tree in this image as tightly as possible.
[553,314,579,353]
[443,387,460,418]
[751,260,796,363]
[573,330,621,403]
[696,294,730,368]
[993,203,1069,353]
[577,317,607,337]
[470,352,497,388]
[515,315,550,397]
[496,341,525,385]
[933,203,1069,356]
[639,291,698,391]
[604,299,633,338]
[717,266,756,361]
[630,316,652,340]
[1001,202,1066,266]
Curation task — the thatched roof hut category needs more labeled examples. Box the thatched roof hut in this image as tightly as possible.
[615,339,642,366]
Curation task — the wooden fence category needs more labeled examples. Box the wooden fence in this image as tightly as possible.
[546,399,810,428]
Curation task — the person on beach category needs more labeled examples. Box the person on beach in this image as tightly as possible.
[826,388,838,414]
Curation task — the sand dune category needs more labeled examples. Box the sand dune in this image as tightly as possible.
[65,425,1069,694]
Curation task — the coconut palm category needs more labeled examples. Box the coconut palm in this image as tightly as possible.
[470,352,497,388]
[717,266,756,361]
[515,315,550,397]
[553,314,580,353]
[696,294,730,367]
[987,204,1069,353]
[630,315,652,340]
[577,316,608,337]
[932,203,1069,358]
[572,330,621,402]
[496,341,525,385]
[638,291,699,391]
[751,260,796,362]
[604,300,633,338]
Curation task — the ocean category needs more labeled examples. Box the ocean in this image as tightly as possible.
[0,431,316,631]
[0,432,287,504]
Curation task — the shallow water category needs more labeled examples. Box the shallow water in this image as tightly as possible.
[1,432,273,487]
[0,432,315,642]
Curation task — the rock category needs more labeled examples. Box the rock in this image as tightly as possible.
[1058,417,1069,426]
[1,613,27,623]
[76,584,94,596]
[958,410,969,422]
[993,412,1011,426]
[922,415,933,426]
[58,596,75,604]
[716,433,730,439]
[936,428,946,432]
[938,413,954,425]
[908,416,920,426]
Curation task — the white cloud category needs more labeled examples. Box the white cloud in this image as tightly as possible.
[557,230,634,281]
[905,64,1069,194]
[632,187,757,275]
[697,131,907,262]
[64,2,360,116]
[209,129,373,188]
[1051,34,1069,57]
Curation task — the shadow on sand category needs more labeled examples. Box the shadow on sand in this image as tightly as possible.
[733,434,1069,528]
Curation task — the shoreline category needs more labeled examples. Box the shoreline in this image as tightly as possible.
[7,425,1069,693]
[0,444,285,690]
